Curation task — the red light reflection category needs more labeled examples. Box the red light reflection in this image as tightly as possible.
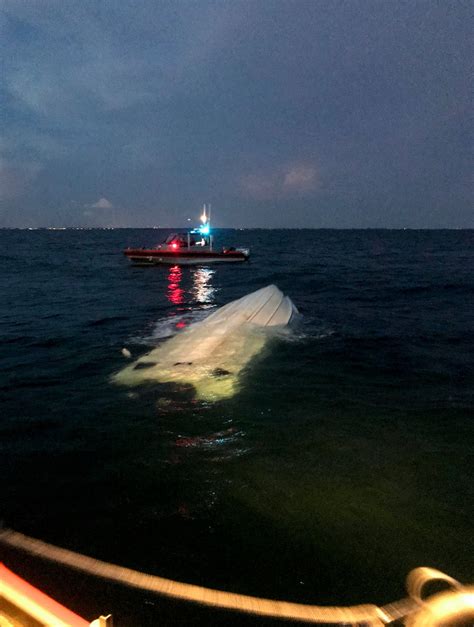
[167,265,184,305]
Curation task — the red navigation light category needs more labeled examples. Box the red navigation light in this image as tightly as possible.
[171,243,178,249]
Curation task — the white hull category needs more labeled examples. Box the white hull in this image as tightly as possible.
[129,256,248,265]
[113,285,297,400]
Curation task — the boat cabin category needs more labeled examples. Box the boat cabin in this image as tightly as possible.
[162,231,212,250]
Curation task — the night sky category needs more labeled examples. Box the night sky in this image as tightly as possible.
[1,1,472,228]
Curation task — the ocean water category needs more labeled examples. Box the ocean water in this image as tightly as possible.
[1,228,473,624]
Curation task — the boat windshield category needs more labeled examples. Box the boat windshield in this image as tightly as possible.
[164,233,183,244]
[164,232,210,248]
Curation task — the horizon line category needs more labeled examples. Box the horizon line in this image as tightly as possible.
[1,226,473,231]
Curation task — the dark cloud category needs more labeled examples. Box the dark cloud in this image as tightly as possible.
[1,0,472,227]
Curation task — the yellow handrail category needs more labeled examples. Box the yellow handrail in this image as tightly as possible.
[1,528,471,625]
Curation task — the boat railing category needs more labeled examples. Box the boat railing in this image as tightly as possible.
[0,528,472,625]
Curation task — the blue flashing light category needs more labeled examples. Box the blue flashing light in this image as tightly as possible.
[199,224,210,235]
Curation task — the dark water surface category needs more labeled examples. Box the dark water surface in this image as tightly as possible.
[1,229,473,624]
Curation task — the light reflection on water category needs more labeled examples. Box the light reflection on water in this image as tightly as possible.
[192,268,216,305]
[167,265,184,305]
[166,266,217,308]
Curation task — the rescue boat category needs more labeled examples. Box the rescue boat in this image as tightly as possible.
[124,205,250,265]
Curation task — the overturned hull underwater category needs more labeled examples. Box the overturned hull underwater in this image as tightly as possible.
[113,285,298,401]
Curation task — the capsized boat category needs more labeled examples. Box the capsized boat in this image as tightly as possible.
[112,285,297,400]
[124,205,249,265]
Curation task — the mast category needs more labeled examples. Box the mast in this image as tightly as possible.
[208,204,212,250]
[198,203,212,250]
